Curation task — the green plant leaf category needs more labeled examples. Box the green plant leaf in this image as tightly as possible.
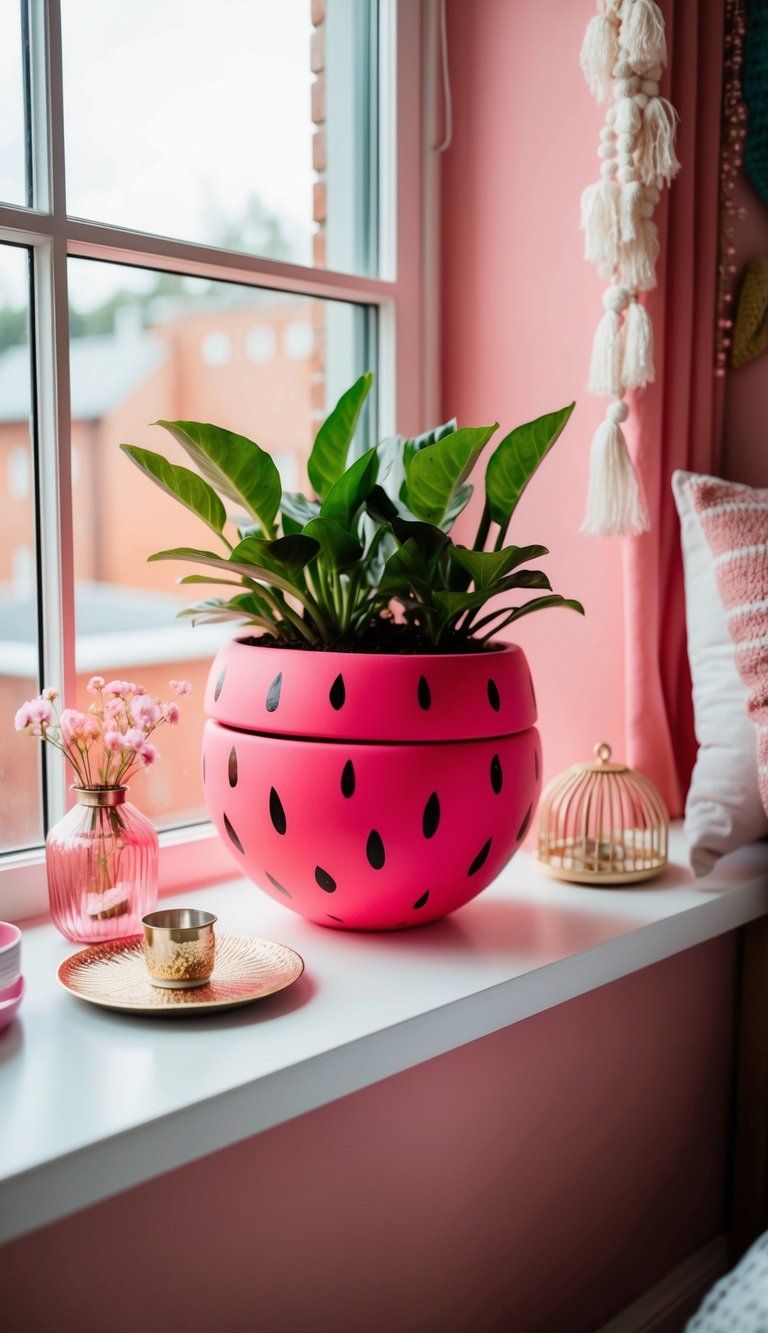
[375,435,404,488]
[479,595,585,639]
[407,424,498,526]
[147,538,318,593]
[154,420,281,537]
[409,418,458,452]
[449,545,549,589]
[120,445,227,538]
[401,420,460,484]
[280,492,321,525]
[307,371,373,500]
[177,593,264,618]
[443,484,474,530]
[433,571,553,620]
[178,574,255,589]
[303,517,363,571]
[379,538,435,600]
[280,512,304,537]
[365,485,400,525]
[236,521,264,541]
[177,594,277,630]
[485,403,575,529]
[391,517,450,559]
[320,446,379,529]
[230,534,321,580]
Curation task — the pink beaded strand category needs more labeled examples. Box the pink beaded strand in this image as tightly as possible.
[715,0,748,378]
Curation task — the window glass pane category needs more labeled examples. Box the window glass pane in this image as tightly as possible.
[0,1,27,206]
[61,0,376,275]
[68,257,370,830]
[0,243,43,853]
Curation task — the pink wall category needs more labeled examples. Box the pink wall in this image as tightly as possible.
[442,0,626,790]
[0,936,735,1332]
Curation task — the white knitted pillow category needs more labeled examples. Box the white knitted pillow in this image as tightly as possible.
[672,470,768,875]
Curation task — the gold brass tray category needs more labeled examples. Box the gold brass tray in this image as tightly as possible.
[57,933,304,1015]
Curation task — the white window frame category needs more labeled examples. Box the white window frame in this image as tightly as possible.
[0,0,436,921]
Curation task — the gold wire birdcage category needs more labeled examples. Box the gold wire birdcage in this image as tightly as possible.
[536,742,669,885]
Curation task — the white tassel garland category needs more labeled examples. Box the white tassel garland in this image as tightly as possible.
[620,179,643,242]
[579,12,620,102]
[638,98,681,186]
[621,299,655,388]
[579,0,676,538]
[621,218,659,291]
[580,179,621,265]
[581,403,650,536]
[588,309,623,395]
[614,96,642,136]
[621,0,667,74]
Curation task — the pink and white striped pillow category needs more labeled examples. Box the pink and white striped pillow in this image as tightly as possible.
[690,476,768,815]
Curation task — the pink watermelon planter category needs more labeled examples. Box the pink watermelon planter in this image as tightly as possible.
[203,640,541,930]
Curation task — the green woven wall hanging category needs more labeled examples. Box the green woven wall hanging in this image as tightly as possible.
[745,0,768,206]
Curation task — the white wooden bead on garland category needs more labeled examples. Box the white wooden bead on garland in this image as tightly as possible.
[579,0,680,537]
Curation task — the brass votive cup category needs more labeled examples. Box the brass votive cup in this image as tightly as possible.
[141,909,217,989]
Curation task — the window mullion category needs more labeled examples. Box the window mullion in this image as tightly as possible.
[32,0,75,827]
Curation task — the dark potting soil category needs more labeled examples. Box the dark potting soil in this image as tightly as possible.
[240,627,501,655]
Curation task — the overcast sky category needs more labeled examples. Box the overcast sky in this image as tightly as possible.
[0,0,315,309]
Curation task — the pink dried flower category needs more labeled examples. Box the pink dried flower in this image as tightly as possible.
[15,674,187,787]
[14,703,32,731]
[104,680,138,698]
[124,728,147,752]
[131,695,161,729]
[60,709,89,743]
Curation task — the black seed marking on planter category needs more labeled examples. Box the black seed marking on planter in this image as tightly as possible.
[468,837,492,877]
[315,866,337,893]
[366,829,386,870]
[487,678,501,712]
[418,675,431,710]
[214,665,227,701]
[327,914,343,923]
[202,753,206,784]
[341,759,355,798]
[490,754,503,795]
[266,672,282,712]
[330,674,346,710]
[269,787,287,835]
[413,890,429,910]
[228,745,238,787]
[534,749,540,781]
[223,813,244,855]
[422,792,440,839]
[517,803,533,842]
[266,872,292,899]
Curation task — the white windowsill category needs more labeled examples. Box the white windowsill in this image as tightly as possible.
[1,823,766,1246]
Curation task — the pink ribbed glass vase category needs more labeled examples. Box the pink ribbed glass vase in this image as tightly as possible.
[45,787,158,944]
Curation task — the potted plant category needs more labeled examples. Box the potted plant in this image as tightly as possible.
[122,374,582,929]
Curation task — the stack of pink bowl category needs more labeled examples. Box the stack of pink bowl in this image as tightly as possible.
[0,922,23,1032]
